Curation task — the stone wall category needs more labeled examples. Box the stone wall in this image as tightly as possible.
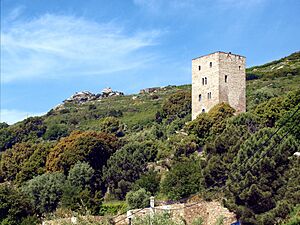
[219,52,246,114]
[192,53,220,119]
[115,200,236,225]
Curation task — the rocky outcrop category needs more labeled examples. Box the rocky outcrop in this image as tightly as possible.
[62,88,124,105]
[139,85,176,94]
[140,87,161,94]
[64,91,96,104]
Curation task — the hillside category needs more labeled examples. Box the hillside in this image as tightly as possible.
[0,52,299,225]
[246,51,300,109]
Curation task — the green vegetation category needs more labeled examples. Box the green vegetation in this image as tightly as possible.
[126,188,150,209]
[0,52,299,224]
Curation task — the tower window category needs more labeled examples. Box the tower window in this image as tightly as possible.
[225,75,228,83]
[210,62,212,68]
[205,77,207,85]
[239,66,241,70]
[198,94,202,101]
[202,78,204,85]
[207,92,212,99]
[198,65,201,71]
[202,109,205,113]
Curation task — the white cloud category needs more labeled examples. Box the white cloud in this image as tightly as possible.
[1,13,161,83]
[0,109,45,125]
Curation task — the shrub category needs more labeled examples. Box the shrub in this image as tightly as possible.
[134,170,161,195]
[161,157,203,200]
[99,202,127,216]
[103,141,158,199]
[132,212,185,225]
[161,91,191,122]
[0,183,34,225]
[99,117,125,137]
[22,172,66,215]
[43,123,69,140]
[126,188,150,209]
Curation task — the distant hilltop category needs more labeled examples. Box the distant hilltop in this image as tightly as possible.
[63,88,124,105]
[53,88,124,110]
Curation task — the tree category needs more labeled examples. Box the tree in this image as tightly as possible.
[46,131,120,174]
[103,141,158,199]
[0,141,52,183]
[225,128,300,224]
[126,188,150,209]
[16,142,52,184]
[99,117,125,137]
[161,91,191,122]
[202,124,250,188]
[161,157,203,200]
[254,89,300,128]
[185,113,212,145]
[0,142,35,181]
[208,103,235,135]
[61,162,101,214]
[168,134,199,158]
[0,122,8,129]
[254,97,285,127]
[0,183,35,225]
[133,170,161,195]
[0,117,46,152]
[67,161,94,189]
[22,172,65,215]
[43,123,69,140]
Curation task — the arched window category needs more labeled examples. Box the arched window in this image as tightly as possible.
[198,94,202,101]
[205,77,207,85]
[202,78,205,85]
[198,65,201,71]
[225,75,228,83]
[202,109,205,113]
[210,62,212,68]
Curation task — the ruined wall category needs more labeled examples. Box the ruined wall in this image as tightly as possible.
[115,201,236,225]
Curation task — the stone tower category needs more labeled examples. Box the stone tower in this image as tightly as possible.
[192,51,246,120]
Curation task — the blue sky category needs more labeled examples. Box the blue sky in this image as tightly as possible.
[1,0,300,124]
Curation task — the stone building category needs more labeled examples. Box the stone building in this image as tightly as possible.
[192,51,246,120]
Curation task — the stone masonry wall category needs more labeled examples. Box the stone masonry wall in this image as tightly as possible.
[219,52,246,113]
[192,52,220,119]
[115,201,236,225]
[192,51,246,120]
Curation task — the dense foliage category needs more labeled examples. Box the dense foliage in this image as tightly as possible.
[0,53,299,224]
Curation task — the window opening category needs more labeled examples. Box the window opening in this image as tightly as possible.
[198,65,201,70]
[210,62,212,68]
[199,94,202,101]
[205,77,207,85]
[225,75,228,83]
[207,92,212,99]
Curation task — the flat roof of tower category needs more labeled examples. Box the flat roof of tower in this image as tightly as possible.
[192,51,246,60]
